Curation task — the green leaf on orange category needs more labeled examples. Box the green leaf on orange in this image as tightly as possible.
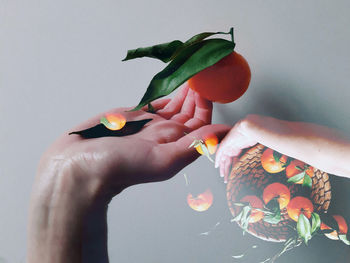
[122,40,184,63]
[131,38,235,111]
[287,171,305,184]
[273,151,282,163]
[302,173,313,188]
[297,214,312,245]
[122,28,234,63]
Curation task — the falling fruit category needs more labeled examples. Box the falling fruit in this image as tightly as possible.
[101,113,126,130]
[187,189,213,212]
[321,215,348,240]
[195,134,218,155]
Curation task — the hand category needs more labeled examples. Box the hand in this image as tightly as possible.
[38,83,230,200]
[215,114,350,183]
[215,118,257,183]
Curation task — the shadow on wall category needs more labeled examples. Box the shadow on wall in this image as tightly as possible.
[215,75,349,134]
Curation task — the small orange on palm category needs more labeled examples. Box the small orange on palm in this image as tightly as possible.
[286,196,314,222]
[286,160,314,184]
[261,148,288,174]
[263,182,291,210]
[195,134,218,155]
[321,215,348,240]
[105,113,126,130]
[188,51,251,103]
[240,195,264,223]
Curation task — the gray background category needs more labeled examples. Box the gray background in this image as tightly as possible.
[1,0,350,262]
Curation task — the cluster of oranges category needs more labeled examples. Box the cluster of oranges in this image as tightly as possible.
[235,147,349,243]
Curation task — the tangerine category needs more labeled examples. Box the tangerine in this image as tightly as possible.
[286,160,314,184]
[261,148,288,174]
[286,196,314,222]
[263,182,291,210]
[321,215,348,240]
[195,134,218,155]
[188,51,251,103]
[240,195,264,223]
[187,189,213,212]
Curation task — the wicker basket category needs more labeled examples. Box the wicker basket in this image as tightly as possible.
[226,144,332,242]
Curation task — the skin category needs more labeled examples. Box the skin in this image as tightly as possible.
[28,90,350,262]
[215,114,350,183]
[27,84,230,263]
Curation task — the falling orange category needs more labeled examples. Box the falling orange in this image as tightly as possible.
[187,189,213,212]
[104,113,126,130]
[195,134,218,155]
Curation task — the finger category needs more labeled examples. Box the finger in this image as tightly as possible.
[223,157,233,183]
[157,84,189,119]
[162,124,231,172]
[170,88,196,123]
[184,92,212,130]
[141,98,171,112]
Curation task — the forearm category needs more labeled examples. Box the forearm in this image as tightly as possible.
[27,159,107,263]
[241,114,350,178]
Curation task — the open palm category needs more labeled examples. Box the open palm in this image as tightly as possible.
[38,84,230,199]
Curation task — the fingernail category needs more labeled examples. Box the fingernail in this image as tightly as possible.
[224,180,227,184]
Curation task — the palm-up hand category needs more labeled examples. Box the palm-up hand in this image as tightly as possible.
[37,84,230,200]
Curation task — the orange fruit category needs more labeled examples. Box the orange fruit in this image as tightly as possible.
[187,189,213,212]
[195,134,218,155]
[261,148,288,174]
[188,51,251,103]
[105,113,126,130]
[263,182,291,210]
[286,196,314,222]
[321,215,348,240]
[240,195,264,223]
[286,160,314,184]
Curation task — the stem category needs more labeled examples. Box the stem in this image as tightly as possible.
[230,27,235,44]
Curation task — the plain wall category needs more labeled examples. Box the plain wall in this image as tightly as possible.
[1,0,350,262]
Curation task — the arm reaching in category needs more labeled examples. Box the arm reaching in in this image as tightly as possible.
[215,114,350,183]
[27,84,230,263]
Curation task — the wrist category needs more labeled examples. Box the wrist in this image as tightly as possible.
[27,158,107,263]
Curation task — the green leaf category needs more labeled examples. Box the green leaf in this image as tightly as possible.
[131,38,235,111]
[297,214,312,245]
[263,208,281,224]
[233,202,249,207]
[339,234,350,245]
[265,197,279,211]
[70,119,152,138]
[302,173,312,188]
[287,171,305,184]
[122,40,184,63]
[147,103,155,113]
[311,213,321,235]
[232,211,244,222]
[295,165,303,171]
[123,28,234,63]
[273,151,282,163]
[199,142,214,162]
